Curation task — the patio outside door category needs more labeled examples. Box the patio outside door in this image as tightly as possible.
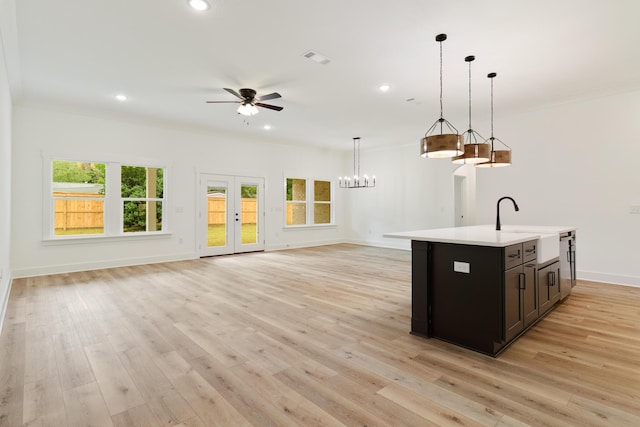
[199,174,264,256]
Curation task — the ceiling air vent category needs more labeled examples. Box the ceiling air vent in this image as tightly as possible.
[303,50,331,65]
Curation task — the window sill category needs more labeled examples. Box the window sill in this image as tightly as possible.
[42,232,173,246]
[283,224,336,231]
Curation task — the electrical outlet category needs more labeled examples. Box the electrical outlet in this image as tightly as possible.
[630,205,640,214]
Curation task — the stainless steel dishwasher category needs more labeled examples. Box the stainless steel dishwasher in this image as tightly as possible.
[559,231,576,299]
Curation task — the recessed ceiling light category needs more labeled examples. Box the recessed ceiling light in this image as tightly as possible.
[187,0,210,11]
[263,125,271,130]
[379,84,390,92]
[115,94,128,102]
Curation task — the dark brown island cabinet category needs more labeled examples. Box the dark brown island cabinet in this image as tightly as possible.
[389,226,576,357]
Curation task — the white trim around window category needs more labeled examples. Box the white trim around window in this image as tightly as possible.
[43,155,169,241]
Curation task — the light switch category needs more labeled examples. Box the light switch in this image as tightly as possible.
[454,261,470,274]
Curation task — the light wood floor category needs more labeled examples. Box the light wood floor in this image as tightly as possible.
[1,244,639,426]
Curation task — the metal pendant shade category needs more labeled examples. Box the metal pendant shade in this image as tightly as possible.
[420,34,463,159]
[476,72,512,168]
[452,55,491,164]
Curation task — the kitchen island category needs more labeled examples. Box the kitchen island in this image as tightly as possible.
[386,225,576,356]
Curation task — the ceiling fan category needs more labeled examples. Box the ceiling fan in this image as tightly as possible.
[206,88,283,116]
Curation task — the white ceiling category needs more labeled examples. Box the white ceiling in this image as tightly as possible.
[6,0,640,150]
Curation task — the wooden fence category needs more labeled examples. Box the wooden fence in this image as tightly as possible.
[54,193,104,231]
[208,196,256,225]
[54,193,257,230]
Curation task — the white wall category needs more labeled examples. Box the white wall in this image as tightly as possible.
[476,90,640,286]
[0,7,13,331]
[345,142,461,249]
[11,105,346,277]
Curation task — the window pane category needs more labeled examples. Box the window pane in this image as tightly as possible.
[208,187,226,247]
[286,202,306,225]
[314,203,331,224]
[121,166,147,198]
[52,160,106,236]
[123,201,163,232]
[314,180,331,202]
[241,185,258,244]
[52,161,105,197]
[286,178,306,201]
[54,199,104,235]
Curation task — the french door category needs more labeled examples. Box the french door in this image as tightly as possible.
[198,174,264,256]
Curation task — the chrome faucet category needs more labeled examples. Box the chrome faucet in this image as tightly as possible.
[496,196,519,231]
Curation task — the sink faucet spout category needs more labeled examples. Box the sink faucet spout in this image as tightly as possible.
[496,196,519,231]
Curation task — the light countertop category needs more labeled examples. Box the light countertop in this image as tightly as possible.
[384,225,576,248]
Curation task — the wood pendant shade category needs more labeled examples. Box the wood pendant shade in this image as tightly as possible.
[420,134,464,158]
[476,149,512,168]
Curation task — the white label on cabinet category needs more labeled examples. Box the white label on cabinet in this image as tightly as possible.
[453,261,470,274]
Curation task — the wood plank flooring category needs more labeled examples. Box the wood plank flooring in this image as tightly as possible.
[1,244,639,426]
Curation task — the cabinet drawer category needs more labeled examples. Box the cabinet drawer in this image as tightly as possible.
[504,243,523,270]
[523,240,537,263]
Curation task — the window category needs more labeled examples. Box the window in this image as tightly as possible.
[52,161,106,236]
[285,177,333,226]
[48,159,166,239]
[286,178,307,225]
[121,166,164,233]
[313,180,331,224]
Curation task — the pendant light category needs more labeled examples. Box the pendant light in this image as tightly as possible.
[477,72,512,168]
[339,137,375,188]
[420,34,463,159]
[452,55,490,164]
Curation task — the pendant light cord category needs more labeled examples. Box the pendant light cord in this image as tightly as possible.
[490,76,494,139]
[466,56,474,130]
[439,40,444,121]
[353,137,361,178]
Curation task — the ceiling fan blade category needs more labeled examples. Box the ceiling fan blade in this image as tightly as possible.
[224,88,244,100]
[206,100,241,104]
[257,92,281,101]
[256,103,283,111]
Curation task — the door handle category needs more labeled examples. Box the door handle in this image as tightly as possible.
[508,250,521,259]
[548,271,556,286]
[518,272,526,290]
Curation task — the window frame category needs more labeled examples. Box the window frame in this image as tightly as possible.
[44,156,169,241]
[120,165,165,234]
[283,176,335,229]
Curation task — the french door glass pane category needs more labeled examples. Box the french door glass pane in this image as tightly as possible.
[241,184,258,244]
[208,186,227,247]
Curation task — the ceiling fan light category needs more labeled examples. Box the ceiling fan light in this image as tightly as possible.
[237,104,259,116]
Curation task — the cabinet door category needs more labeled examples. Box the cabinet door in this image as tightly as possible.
[504,266,524,342]
[522,263,538,327]
[538,262,561,315]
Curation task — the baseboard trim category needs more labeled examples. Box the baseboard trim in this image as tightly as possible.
[266,239,343,252]
[12,252,198,279]
[346,238,411,251]
[578,270,640,288]
[0,274,12,336]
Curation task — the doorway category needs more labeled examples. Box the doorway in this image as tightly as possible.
[453,164,476,227]
[198,174,264,256]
